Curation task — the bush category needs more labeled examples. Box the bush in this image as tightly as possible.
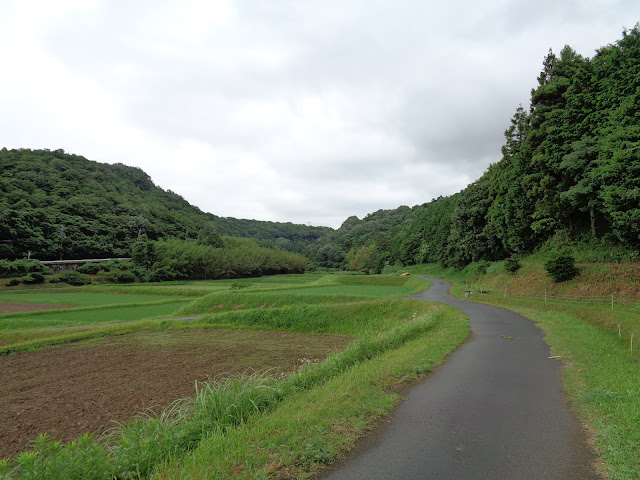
[544,251,578,282]
[504,256,522,275]
[59,271,91,286]
[99,269,137,284]
[473,260,490,276]
[0,259,52,277]
[49,277,62,284]
[77,262,104,274]
[6,278,20,287]
[22,272,45,284]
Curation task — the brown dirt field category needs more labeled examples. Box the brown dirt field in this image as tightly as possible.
[0,328,351,458]
[0,302,72,314]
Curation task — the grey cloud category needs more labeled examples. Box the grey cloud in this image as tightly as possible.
[2,0,638,228]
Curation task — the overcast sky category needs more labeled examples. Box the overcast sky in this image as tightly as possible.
[1,1,638,228]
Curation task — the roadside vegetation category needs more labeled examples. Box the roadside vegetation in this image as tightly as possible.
[412,257,640,480]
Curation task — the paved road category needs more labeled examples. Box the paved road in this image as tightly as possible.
[321,277,601,480]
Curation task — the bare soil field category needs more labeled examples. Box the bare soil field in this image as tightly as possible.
[0,302,72,314]
[1,328,351,458]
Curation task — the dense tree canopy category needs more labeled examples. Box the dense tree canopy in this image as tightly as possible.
[0,148,330,260]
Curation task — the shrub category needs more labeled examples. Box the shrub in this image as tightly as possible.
[99,269,137,284]
[0,259,52,277]
[49,277,62,284]
[77,262,104,274]
[544,251,578,282]
[474,260,490,276]
[504,256,522,275]
[22,272,45,284]
[6,278,20,287]
[59,271,91,286]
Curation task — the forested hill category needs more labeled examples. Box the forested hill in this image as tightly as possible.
[0,148,331,260]
[306,25,640,271]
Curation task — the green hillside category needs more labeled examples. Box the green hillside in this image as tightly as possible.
[0,148,331,260]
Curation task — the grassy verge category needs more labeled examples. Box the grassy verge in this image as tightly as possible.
[413,263,640,480]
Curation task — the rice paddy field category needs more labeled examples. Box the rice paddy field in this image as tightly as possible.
[0,273,468,479]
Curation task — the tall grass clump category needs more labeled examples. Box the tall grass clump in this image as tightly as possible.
[110,373,281,479]
[282,305,446,394]
[2,434,114,480]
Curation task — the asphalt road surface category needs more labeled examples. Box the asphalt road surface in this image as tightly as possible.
[321,276,601,480]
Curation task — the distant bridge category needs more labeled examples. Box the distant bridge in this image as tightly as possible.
[40,258,132,274]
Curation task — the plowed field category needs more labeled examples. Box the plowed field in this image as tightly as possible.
[1,328,350,458]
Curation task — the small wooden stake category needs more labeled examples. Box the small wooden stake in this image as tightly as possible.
[619,324,622,339]
[611,295,614,310]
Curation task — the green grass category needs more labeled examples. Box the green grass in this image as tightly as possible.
[175,274,431,317]
[152,303,467,479]
[0,292,186,306]
[175,291,365,317]
[469,297,640,480]
[278,285,411,297]
[0,301,467,480]
[0,272,451,479]
[413,262,640,480]
[195,300,425,336]
[0,301,190,331]
[0,274,431,354]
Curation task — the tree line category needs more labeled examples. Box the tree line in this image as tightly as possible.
[306,25,640,271]
[0,148,330,260]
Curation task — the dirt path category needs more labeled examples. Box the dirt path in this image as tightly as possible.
[0,328,350,459]
[321,277,602,480]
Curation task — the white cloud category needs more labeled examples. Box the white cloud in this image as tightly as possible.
[1,0,638,227]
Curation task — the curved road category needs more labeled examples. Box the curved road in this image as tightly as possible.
[321,276,601,480]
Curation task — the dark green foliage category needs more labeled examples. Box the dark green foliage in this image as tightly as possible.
[0,148,331,260]
[100,269,137,284]
[473,261,490,276]
[58,271,92,286]
[504,256,522,275]
[76,263,105,274]
[545,251,578,282]
[6,278,20,287]
[0,259,52,278]
[137,237,307,282]
[307,197,457,271]
[48,277,61,284]
[22,272,45,284]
